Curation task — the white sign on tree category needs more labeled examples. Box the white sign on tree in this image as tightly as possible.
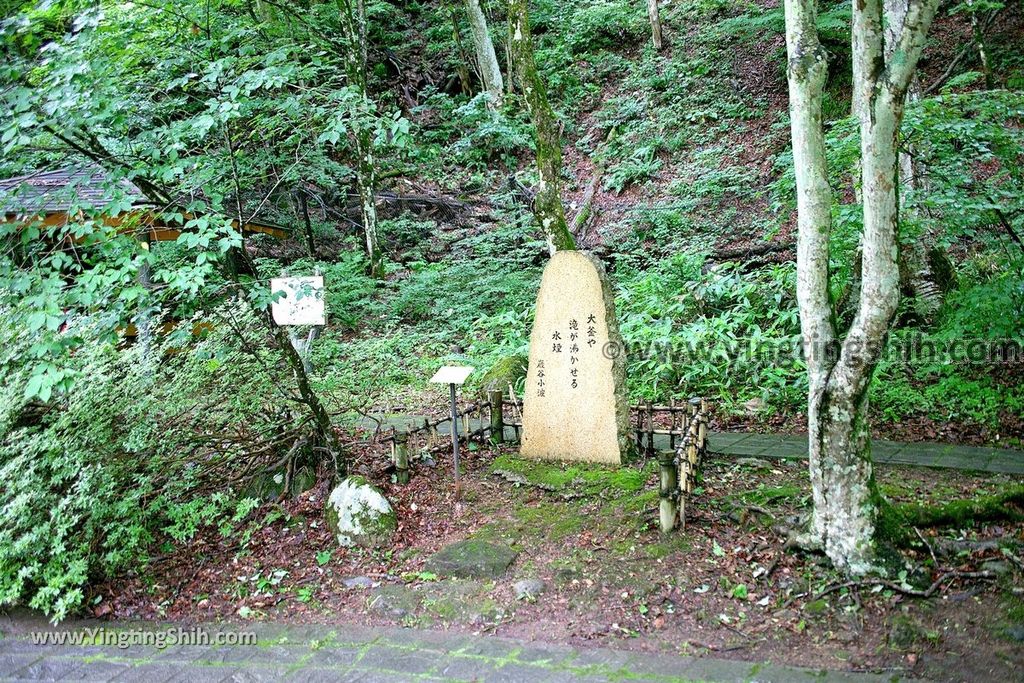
[271,276,326,326]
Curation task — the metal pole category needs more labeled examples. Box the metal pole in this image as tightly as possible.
[449,382,460,490]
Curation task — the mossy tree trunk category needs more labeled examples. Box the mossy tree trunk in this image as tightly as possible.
[466,0,504,107]
[784,0,938,575]
[508,0,576,254]
[338,0,384,278]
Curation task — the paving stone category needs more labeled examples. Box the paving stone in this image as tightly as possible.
[304,645,363,668]
[513,644,575,666]
[0,653,42,675]
[58,659,134,681]
[108,662,182,682]
[220,667,292,683]
[483,661,553,682]
[352,645,440,675]
[284,667,356,682]
[191,645,256,665]
[241,644,313,665]
[167,666,242,682]
[8,655,84,680]
[96,645,162,660]
[0,639,58,656]
[433,656,497,681]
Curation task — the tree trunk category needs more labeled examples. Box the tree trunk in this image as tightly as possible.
[338,0,384,278]
[508,0,576,254]
[270,315,345,477]
[466,0,504,107]
[449,6,474,96]
[354,127,383,277]
[967,0,994,89]
[295,189,317,259]
[885,0,943,323]
[784,0,938,575]
[647,0,664,51]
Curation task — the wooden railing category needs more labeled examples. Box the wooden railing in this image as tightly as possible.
[381,390,710,532]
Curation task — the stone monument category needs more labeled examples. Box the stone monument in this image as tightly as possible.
[521,250,631,464]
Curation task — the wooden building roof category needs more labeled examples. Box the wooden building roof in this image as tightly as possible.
[0,166,288,239]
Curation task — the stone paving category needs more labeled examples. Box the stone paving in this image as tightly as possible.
[354,414,1024,475]
[0,614,905,682]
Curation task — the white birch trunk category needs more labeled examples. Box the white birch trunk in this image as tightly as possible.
[647,0,664,51]
[466,0,504,108]
[785,0,939,574]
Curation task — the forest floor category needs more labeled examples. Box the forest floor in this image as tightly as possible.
[93,432,1024,682]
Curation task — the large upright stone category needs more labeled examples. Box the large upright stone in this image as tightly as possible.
[521,251,631,464]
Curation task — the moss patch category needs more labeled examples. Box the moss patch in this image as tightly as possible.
[513,502,586,541]
[491,454,647,495]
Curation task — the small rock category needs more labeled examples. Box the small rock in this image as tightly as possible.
[343,576,374,589]
[735,457,771,469]
[1004,625,1024,642]
[743,397,765,415]
[369,585,418,619]
[804,599,829,616]
[889,615,926,650]
[513,578,546,600]
[980,560,1013,576]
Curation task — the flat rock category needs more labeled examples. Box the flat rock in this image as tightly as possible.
[425,539,518,579]
[343,576,374,589]
[513,578,546,600]
[369,585,418,618]
[735,457,771,469]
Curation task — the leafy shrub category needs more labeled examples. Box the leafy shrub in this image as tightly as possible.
[0,305,303,620]
[615,252,804,405]
[450,95,533,168]
[604,146,662,194]
[563,0,647,54]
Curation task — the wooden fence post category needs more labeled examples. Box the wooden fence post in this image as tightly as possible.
[394,435,410,485]
[488,390,504,444]
[698,398,708,453]
[657,450,678,533]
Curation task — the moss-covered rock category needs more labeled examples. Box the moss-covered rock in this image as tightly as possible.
[241,466,318,501]
[476,352,528,392]
[324,476,397,549]
[424,538,518,578]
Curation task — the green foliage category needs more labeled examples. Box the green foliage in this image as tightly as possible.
[604,146,662,194]
[0,305,293,620]
[560,0,648,55]
[614,252,804,405]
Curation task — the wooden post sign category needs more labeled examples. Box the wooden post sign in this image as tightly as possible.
[271,276,325,326]
[521,251,632,464]
[429,366,474,493]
